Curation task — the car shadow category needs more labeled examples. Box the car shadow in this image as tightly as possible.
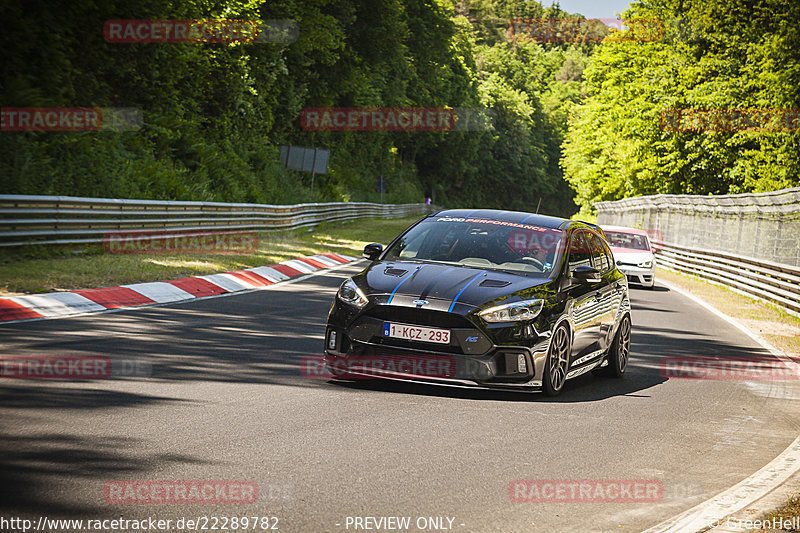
[631,285,669,292]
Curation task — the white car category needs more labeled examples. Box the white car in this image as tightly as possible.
[601,226,656,288]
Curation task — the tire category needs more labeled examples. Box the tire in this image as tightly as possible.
[602,314,631,378]
[542,324,571,397]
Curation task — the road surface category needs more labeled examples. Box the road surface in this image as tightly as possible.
[1,262,799,532]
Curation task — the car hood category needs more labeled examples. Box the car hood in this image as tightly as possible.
[357,261,552,314]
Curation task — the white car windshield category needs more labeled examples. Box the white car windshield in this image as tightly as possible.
[605,231,651,251]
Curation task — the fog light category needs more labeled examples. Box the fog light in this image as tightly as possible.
[517,353,526,373]
[327,330,337,350]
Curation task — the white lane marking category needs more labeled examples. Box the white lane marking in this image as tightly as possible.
[247,266,290,282]
[199,273,254,292]
[642,278,800,533]
[281,259,317,273]
[10,293,106,317]
[122,282,194,304]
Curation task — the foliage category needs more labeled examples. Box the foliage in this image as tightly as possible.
[562,0,800,213]
[0,0,600,217]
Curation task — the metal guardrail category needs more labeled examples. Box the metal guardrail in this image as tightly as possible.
[654,241,800,317]
[0,195,430,247]
[595,187,800,317]
[595,187,800,267]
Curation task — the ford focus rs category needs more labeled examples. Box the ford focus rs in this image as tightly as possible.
[323,210,631,396]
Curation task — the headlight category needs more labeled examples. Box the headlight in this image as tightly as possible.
[638,259,653,268]
[478,299,543,323]
[337,278,369,308]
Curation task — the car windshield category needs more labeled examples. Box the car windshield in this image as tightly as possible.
[383,216,565,277]
[605,231,651,251]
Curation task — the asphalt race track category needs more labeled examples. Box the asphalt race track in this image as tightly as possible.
[2,261,799,533]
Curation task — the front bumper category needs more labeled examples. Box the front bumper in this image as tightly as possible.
[324,316,550,389]
[617,265,655,287]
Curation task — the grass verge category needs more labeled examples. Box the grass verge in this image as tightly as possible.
[759,495,800,532]
[0,215,423,296]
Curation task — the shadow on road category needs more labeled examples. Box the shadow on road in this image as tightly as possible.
[0,386,202,517]
[0,280,339,388]
[0,270,778,402]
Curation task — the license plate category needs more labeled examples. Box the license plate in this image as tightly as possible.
[383,322,451,344]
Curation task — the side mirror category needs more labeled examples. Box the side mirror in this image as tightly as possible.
[572,265,601,283]
[362,243,383,261]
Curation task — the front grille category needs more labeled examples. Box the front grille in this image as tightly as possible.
[364,305,476,329]
[369,335,464,354]
[355,342,456,357]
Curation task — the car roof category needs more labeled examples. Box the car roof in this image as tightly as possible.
[601,225,650,236]
[432,209,567,229]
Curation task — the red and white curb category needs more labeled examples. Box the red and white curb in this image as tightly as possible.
[0,253,358,324]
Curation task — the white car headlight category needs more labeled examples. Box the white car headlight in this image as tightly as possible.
[638,259,653,268]
[337,278,369,308]
[478,299,543,323]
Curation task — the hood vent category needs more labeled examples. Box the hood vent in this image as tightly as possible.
[479,279,511,288]
[384,267,408,277]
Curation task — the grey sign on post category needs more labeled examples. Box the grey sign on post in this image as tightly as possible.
[279,145,330,193]
[312,149,329,175]
[280,145,329,175]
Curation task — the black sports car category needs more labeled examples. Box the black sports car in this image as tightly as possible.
[324,209,631,396]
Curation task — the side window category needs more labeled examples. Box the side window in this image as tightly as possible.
[587,233,610,272]
[604,241,615,269]
[567,232,592,275]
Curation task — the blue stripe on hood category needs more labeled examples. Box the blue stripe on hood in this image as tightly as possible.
[387,265,423,304]
[448,270,486,312]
